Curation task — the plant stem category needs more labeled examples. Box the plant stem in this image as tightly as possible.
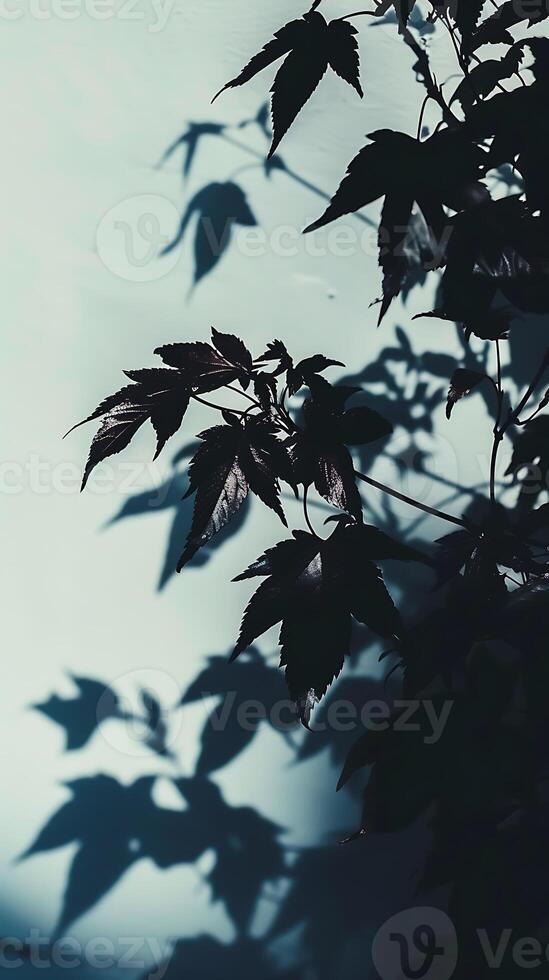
[303,486,318,537]
[337,9,376,20]
[439,12,480,105]
[224,384,261,407]
[402,27,460,127]
[489,339,504,505]
[354,470,470,529]
[191,393,245,414]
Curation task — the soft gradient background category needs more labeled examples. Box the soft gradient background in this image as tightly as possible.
[0,2,511,976]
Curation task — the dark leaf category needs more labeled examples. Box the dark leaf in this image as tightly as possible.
[178,426,247,570]
[327,18,363,97]
[377,192,414,323]
[211,327,253,373]
[212,17,306,102]
[454,0,486,56]
[269,31,329,158]
[253,372,278,411]
[213,11,363,157]
[471,1,548,51]
[287,354,344,395]
[233,530,318,582]
[233,524,404,714]
[70,370,190,489]
[304,132,411,233]
[305,128,484,233]
[313,444,363,521]
[156,326,252,392]
[292,381,392,520]
[178,422,286,570]
[505,416,549,478]
[255,338,293,374]
[450,47,524,115]
[446,368,489,419]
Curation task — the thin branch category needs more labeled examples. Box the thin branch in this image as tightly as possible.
[402,26,460,127]
[336,9,376,20]
[416,92,430,140]
[191,393,245,414]
[224,384,261,407]
[355,469,471,530]
[303,486,319,537]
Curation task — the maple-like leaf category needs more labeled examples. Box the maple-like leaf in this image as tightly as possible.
[178,419,289,570]
[213,11,363,157]
[450,46,524,115]
[232,522,423,719]
[156,327,253,393]
[291,378,393,520]
[305,128,485,233]
[304,129,485,316]
[68,368,190,489]
[471,1,548,51]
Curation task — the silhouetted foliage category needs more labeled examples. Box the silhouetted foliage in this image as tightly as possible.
[51,2,549,976]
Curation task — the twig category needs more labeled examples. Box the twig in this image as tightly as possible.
[355,470,470,529]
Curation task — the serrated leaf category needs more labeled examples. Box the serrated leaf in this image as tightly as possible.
[304,133,408,233]
[269,31,329,158]
[178,422,287,570]
[70,370,190,489]
[178,426,248,571]
[287,354,344,395]
[154,341,241,391]
[211,327,253,373]
[214,11,363,157]
[232,523,404,716]
[327,19,363,97]
[314,444,363,521]
[212,17,306,102]
[377,192,414,324]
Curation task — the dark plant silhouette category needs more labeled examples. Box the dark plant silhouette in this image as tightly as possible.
[50,3,549,976]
